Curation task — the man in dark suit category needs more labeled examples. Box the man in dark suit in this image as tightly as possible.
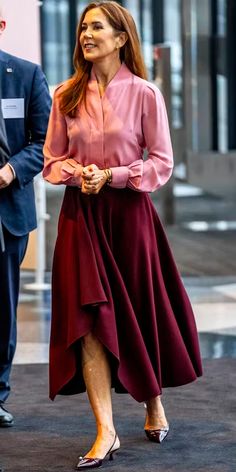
[0,9,51,426]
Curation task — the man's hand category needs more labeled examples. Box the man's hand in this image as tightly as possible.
[0,164,15,189]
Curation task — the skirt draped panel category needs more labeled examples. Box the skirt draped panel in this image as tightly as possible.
[49,186,202,401]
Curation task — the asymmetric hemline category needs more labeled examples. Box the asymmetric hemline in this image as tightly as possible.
[49,186,202,401]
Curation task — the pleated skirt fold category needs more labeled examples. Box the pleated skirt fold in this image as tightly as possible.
[49,186,202,401]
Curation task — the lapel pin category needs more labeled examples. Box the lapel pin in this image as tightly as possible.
[6,67,13,73]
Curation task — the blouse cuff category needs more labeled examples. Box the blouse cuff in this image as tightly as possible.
[61,160,83,186]
[110,166,129,188]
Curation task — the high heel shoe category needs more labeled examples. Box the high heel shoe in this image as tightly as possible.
[76,434,120,469]
[145,424,169,443]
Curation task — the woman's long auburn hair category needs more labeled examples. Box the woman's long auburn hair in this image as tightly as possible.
[59,1,148,117]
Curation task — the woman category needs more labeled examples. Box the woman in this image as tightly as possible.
[43,1,202,469]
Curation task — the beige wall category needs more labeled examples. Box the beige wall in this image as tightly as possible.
[1,0,42,269]
[0,0,41,63]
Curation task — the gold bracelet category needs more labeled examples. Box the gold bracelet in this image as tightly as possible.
[104,168,112,184]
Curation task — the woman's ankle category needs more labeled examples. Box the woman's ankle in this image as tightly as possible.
[97,424,116,439]
[85,429,119,459]
[146,395,163,414]
[145,396,168,429]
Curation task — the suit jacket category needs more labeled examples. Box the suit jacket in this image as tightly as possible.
[0,49,51,236]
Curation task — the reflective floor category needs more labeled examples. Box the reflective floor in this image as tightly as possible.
[15,271,236,365]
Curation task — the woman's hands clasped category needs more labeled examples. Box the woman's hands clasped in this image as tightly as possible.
[81,164,109,195]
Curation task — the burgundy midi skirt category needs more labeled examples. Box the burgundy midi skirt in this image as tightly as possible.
[49,186,202,401]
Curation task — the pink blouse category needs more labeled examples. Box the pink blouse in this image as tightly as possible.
[43,63,173,192]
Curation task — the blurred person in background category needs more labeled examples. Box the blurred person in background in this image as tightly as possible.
[43,1,202,469]
[0,3,51,427]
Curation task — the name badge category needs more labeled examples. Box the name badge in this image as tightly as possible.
[1,98,25,119]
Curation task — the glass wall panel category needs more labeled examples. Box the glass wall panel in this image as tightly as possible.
[41,0,71,86]
[141,0,153,77]
[77,0,89,18]
[124,0,141,37]
[125,0,153,77]
[216,0,228,152]
[164,0,183,128]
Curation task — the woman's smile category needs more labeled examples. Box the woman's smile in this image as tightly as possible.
[83,43,97,51]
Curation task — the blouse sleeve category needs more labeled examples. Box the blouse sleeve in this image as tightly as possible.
[43,88,83,186]
[109,85,173,192]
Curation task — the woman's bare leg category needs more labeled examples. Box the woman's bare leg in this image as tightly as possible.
[144,395,168,430]
[81,332,119,458]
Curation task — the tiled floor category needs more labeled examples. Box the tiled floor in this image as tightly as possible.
[14,272,236,365]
